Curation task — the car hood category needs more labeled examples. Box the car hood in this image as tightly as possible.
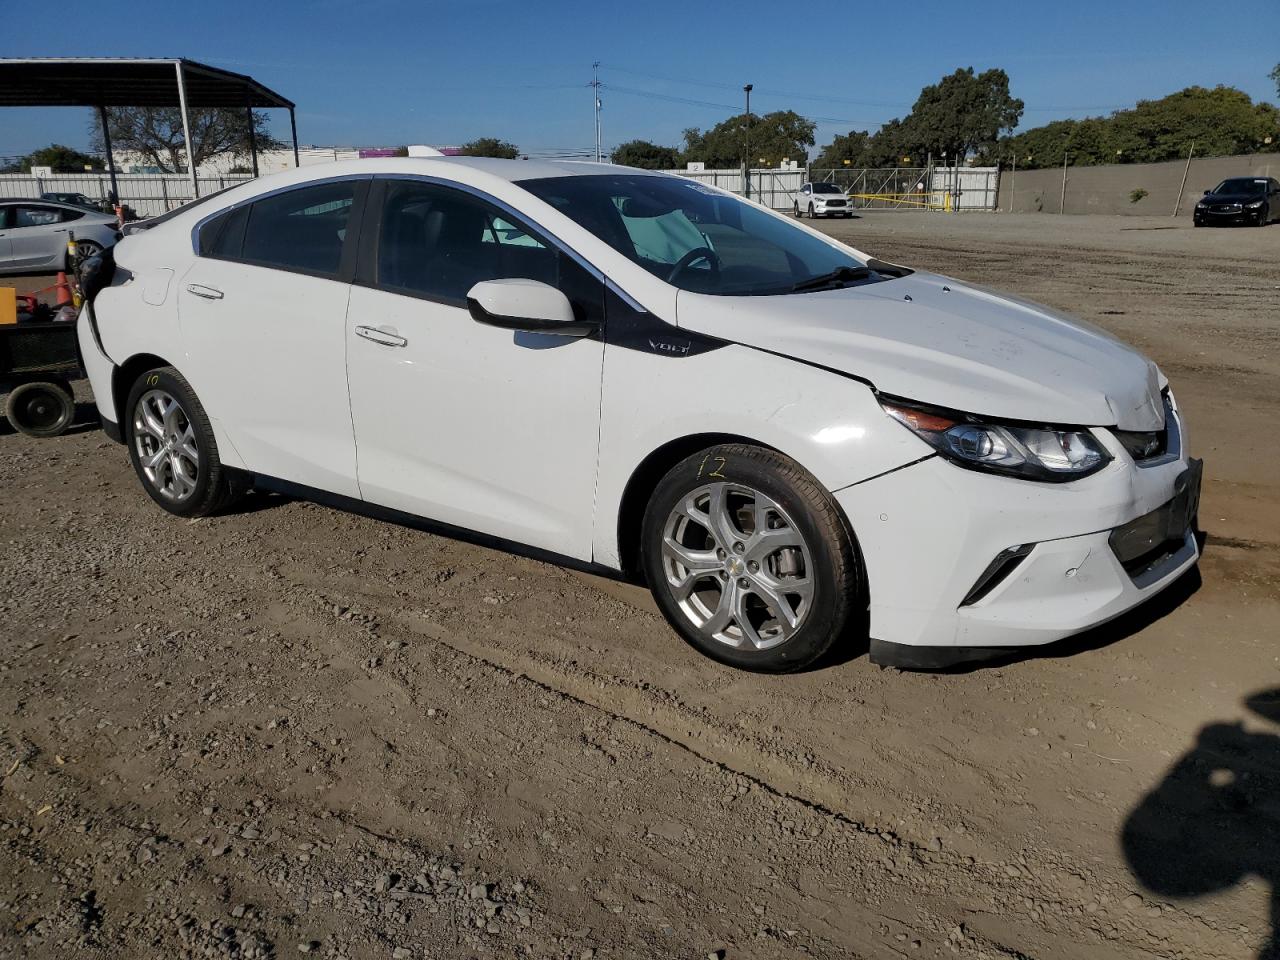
[1202,193,1263,203]
[676,271,1166,430]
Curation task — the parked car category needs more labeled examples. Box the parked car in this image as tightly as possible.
[793,181,852,218]
[42,191,105,211]
[77,159,1201,671]
[1193,177,1280,227]
[0,199,122,274]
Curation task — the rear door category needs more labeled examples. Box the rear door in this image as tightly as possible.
[344,178,605,558]
[178,178,369,497]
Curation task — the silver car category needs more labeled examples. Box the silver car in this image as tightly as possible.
[0,199,122,274]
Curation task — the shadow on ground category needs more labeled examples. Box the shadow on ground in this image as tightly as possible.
[1123,688,1280,959]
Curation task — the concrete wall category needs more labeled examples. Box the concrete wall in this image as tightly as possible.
[997,152,1279,217]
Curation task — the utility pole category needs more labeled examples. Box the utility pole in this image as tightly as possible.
[591,62,603,162]
[743,83,753,200]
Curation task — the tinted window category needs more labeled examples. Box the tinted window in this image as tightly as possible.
[811,183,844,194]
[240,181,356,275]
[376,181,601,317]
[13,205,63,228]
[1212,178,1267,195]
[199,205,250,260]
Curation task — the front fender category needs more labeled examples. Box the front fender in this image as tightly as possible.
[591,342,928,568]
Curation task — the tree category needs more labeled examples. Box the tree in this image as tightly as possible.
[0,143,103,173]
[681,110,816,167]
[903,67,1023,160]
[812,130,872,169]
[457,137,520,158]
[814,67,1022,169]
[1272,63,1280,98]
[986,86,1280,169]
[91,107,283,173]
[611,139,680,169]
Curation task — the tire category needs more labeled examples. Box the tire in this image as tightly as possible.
[807,203,815,219]
[124,365,244,517]
[641,443,860,673]
[5,380,75,438]
[793,202,801,217]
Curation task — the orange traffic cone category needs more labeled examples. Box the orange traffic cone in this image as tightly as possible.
[54,272,73,308]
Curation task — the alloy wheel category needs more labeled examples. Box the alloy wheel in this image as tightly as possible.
[660,482,814,650]
[133,389,199,502]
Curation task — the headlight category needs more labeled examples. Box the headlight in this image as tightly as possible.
[1246,200,1264,209]
[880,398,1111,482]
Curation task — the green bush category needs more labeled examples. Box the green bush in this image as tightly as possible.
[1129,188,1149,204]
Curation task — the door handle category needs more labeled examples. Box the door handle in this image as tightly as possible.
[186,283,224,300]
[355,325,408,347]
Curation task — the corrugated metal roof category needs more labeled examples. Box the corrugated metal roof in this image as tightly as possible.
[0,58,294,109]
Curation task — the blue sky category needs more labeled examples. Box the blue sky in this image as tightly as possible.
[2,0,1276,161]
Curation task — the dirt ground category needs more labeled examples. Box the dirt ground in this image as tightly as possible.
[2,212,1278,960]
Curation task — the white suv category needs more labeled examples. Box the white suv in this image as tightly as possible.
[77,158,1200,671]
[794,181,852,219]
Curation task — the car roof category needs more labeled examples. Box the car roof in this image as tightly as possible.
[0,196,102,211]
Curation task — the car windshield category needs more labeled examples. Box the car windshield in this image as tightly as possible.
[1213,178,1266,195]
[810,183,844,194]
[519,173,877,296]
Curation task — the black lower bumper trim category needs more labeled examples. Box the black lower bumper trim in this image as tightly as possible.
[869,637,1014,670]
[101,416,123,444]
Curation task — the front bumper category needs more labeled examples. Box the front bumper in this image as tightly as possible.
[835,414,1200,666]
[1194,207,1264,226]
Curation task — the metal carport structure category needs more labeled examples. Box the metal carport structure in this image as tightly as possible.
[0,57,297,206]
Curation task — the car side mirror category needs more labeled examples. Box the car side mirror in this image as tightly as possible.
[466,278,596,337]
[1203,189,1210,195]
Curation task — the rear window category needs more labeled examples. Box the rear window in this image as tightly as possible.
[240,181,355,276]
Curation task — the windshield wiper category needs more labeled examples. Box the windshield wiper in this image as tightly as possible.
[791,265,873,293]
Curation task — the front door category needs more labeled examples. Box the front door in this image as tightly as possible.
[345,179,605,559]
[177,178,367,497]
[8,204,67,271]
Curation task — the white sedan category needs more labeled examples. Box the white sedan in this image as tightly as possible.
[77,158,1200,671]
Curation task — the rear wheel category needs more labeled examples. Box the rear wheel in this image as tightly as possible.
[5,380,75,437]
[125,366,244,517]
[641,444,860,672]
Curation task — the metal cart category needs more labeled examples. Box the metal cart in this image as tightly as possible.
[0,321,83,437]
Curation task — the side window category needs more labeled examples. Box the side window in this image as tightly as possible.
[198,205,250,260]
[60,208,85,223]
[239,181,356,276]
[13,206,62,228]
[375,181,601,320]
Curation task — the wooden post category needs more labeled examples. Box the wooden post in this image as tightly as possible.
[1173,142,1195,217]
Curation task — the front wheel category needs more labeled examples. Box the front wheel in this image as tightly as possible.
[641,444,861,672]
[125,366,244,517]
[807,203,816,219]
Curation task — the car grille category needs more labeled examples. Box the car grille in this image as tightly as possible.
[1211,204,1241,213]
[824,198,846,207]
